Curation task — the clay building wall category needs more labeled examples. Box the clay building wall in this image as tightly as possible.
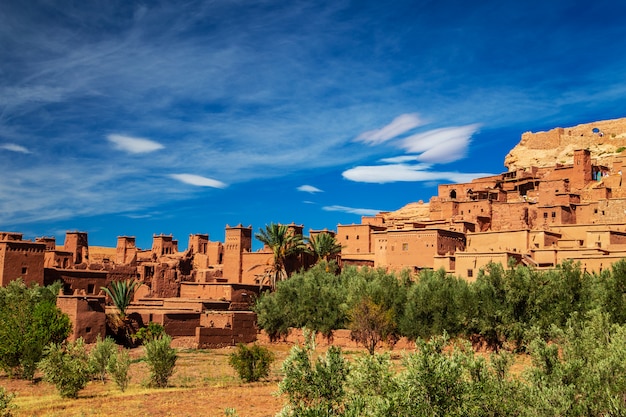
[519,128,564,150]
[537,205,576,227]
[465,230,529,254]
[384,229,465,271]
[591,199,626,224]
[56,294,106,343]
[491,202,533,230]
[196,311,257,348]
[240,251,272,285]
[161,312,201,337]
[537,179,570,203]
[44,250,74,269]
[528,230,561,250]
[116,236,137,265]
[337,224,384,255]
[151,234,178,257]
[64,231,89,265]
[372,233,388,266]
[0,232,23,241]
[0,240,45,286]
[45,268,109,295]
[457,200,492,225]
[222,225,252,283]
[36,237,56,251]
[454,252,522,282]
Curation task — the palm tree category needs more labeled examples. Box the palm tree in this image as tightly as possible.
[254,223,306,289]
[101,279,140,320]
[307,232,342,263]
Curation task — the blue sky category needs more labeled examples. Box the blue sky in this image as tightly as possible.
[2,0,626,250]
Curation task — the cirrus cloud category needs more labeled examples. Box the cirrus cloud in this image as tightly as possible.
[400,124,481,163]
[107,134,165,154]
[355,113,425,145]
[170,174,227,188]
[342,164,494,184]
[323,205,383,216]
[0,143,31,154]
[297,185,324,193]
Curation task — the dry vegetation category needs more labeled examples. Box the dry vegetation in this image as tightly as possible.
[1,338,534,417]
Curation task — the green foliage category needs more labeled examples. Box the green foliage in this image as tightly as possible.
[277,341,348,417]
[0,279,71,379]
[107,347,132,392]
[134,322,166,343]
[255,263,347,340]
[401,268,471,340]
[88,335,116,383]
[616,146,626,153]
[255,223,306,289]
[347,296,395,354]
[101,279,140,319]
[306,233,342,263]
[38,338,92,398]
[143,335,177,388]
[228,343,275,382]
[0,386,16,417]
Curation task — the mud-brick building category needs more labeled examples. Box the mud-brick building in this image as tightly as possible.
[0,232,45,286]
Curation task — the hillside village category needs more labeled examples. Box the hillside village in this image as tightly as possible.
[3,116,626,346]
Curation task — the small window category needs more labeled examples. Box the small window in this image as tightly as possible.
[356,235,359,240]
[467,269,474,278]
[402,243,409,251]
[346,235,349,240]
[551,212,556,218]
[21,267,27,275]
[87,284,95,294]
[85,327,91,333]
[543,212,548,218]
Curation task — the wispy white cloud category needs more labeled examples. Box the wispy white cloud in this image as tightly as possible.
[323,205,383,216]
[170,174,227,188]
[379,155,422,163]
[297,185,324,193]
[356,113,424,145]
[107,134,164,154]
[401,124,481,163]
[0,143,31,154]
[342,164,494,184]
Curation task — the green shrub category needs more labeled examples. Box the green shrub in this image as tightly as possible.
[143,335,177,388]
[89,335,116,383]
[134,322,166,344]
[228,343,275,382]
[0,280,71,379]
[107,348,132,392]
[0,386,16,417]
[38,338,92,398]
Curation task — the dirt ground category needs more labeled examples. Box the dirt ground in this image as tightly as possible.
[2,341,293,417]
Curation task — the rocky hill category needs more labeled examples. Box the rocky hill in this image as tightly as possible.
[504,117,626,171]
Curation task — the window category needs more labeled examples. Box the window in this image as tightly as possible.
[87,284,95,294]
[467,269,473,278]
[21,267,27,275]
[551,212,556,218]
[402,243,409,251]
[543,212,548,218]
[346,235,349,240]
[356,235,359,240]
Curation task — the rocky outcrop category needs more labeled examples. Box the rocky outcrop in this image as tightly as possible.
[505,117,626,171]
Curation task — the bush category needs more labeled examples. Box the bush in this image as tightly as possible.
[107,348,132,392]
[0,386,16,417]
[133,322,166,344]
[0,280,71,379]
[228,343,275,382]
[38,338,92,398]
[143,335,177,388]
[89,335,116,383]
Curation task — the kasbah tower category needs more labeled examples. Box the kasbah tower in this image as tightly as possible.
[2,116,626,346]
